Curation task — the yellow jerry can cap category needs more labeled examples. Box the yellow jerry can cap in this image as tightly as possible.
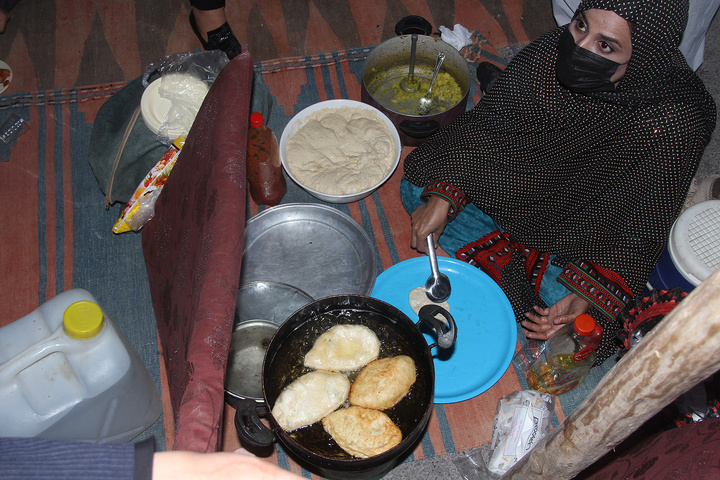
[63,300,105,340]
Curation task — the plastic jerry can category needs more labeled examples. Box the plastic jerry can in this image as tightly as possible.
[0,289,162,443]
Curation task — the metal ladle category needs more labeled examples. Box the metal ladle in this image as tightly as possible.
[399,34,419,93]
[418,52,445,115]
[425,234,451,302]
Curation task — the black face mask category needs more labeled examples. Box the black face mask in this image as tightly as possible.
[556,26,628,93]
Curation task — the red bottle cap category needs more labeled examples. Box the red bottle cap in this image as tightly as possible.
[249,112,264,128]
[574,314,596,336]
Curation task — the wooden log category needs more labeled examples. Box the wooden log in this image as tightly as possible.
[503,268,720,479]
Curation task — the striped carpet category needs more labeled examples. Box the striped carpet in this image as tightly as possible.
[216,41,619,477]
[0,0,607,474]
[0,83,166,444]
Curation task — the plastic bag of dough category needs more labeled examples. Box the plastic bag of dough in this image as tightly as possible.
[488,390,554,475]
[155,73,209,144]
[141,51,227,145]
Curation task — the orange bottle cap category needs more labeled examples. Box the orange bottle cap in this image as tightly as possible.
[249,112,264,128]
[574,314,596,336]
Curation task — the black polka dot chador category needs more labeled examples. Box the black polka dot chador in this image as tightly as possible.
[404,0,716,362]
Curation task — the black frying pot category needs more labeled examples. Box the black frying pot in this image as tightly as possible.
[235,295,456,480]
[361,18,471,146]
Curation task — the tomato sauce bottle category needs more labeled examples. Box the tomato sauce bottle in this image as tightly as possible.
[246,112,286,206]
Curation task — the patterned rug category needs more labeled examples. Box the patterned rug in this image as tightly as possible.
[216,37,619,477]
[0,84,167,445]
[0,5,620,477]
[0,0,556,93]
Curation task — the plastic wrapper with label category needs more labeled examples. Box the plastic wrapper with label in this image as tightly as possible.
[112,136,184,234]
[488,390,554,475]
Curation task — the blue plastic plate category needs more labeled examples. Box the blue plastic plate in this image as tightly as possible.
[371,257,517,403]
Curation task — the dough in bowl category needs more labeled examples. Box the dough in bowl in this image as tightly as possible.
[286,107,396,195]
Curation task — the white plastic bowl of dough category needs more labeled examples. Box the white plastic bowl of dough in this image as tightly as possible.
[279,99,402,203]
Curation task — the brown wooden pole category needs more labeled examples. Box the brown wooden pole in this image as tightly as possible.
[502,269,720,480]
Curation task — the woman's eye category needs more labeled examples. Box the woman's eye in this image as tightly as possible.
[575,19,587,31]
[599,41,613,54]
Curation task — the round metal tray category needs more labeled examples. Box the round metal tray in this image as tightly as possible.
[235,281,314,325]
[240,204,378,299]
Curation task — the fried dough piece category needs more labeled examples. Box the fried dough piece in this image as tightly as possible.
[322,406,402,458]
[304,324,380,372]
[271,371,350,432]
[349,355,416,410]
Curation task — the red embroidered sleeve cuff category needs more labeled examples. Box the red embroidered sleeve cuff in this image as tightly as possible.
[558,260,633,320]
[421,180,469,221]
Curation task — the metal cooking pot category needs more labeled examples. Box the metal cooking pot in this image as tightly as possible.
[225,320,278,405]
[225,282,314,406]
[235,295,457,479]
[361,29,471,146]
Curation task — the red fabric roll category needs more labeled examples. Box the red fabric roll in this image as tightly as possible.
[142,50,253,452]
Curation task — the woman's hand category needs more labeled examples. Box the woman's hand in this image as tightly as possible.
[410,195,451,253]
[521,292,591,340]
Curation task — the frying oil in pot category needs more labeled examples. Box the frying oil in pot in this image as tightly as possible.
[267,308,432,461]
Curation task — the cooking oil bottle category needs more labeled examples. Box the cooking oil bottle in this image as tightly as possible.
[0,289,162,442]
[526,314,601,395]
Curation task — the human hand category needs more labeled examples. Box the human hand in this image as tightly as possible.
[152,450,302,480]
[521,293,591,341]
[410,195,450,253]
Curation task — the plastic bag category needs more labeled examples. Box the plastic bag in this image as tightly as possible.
[439,24,472,50]
[512,319,602,391]
[112,137,184,234]
[488,390,554,475]
[668,374,720,427]
[154,73,209,143]
[141,51,229,145]
[512,338,546,380]
[142,50,229,88]
[452,445,498,479]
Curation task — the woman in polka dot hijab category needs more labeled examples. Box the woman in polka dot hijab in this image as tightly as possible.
[401,0,716,363]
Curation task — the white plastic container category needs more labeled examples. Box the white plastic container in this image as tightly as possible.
[0,289,162,443]
[648,200,720,291]
[667,200,720,286]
